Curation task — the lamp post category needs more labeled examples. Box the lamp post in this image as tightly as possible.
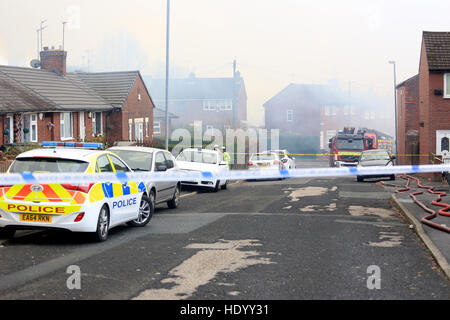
[389,61,398,162]
[164,0,170,150]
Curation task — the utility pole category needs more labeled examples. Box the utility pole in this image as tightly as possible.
[232,58,237,128]
[164,0,171,150]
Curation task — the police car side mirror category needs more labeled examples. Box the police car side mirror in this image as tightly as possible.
[156,165,167,172]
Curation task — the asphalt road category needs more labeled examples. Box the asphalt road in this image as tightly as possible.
[0,159,449,300]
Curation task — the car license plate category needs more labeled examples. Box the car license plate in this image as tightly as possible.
[20,214,52,223]
[258,163,269,167]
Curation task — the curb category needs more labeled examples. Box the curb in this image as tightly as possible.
[391,194,450,279]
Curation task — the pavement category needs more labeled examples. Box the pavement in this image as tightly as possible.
[381,176,450,279]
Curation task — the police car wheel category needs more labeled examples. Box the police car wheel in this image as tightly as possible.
[221,181,228,190]
[128,194,153,227]
[0,227,15,239]
[92,205,110,242]
[167,185,180,209]
[212,180,220,192]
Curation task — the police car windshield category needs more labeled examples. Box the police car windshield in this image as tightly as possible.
[111,150,153,171]
[9,157,89,173]
[336,139,364,150]
[177,150,217,164]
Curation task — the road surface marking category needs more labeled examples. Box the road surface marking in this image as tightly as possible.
[132,239,276,300]
[368,231,403,247]
[348,206,395,219]
[286,186,328,202]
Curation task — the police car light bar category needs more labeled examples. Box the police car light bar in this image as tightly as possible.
[41,141,104,149]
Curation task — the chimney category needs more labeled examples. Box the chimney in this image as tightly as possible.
[40,46,67,76]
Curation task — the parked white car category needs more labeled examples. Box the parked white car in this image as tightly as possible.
[266,149,296,169]
[108,146,181,210]
[248,152,282,170]
[175,148,229,192]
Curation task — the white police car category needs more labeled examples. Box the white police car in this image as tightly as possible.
[0,142,151,242]
[176,147,229,192]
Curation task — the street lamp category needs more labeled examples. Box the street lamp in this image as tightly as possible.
[164,0,170,150]
[388,61,398,162]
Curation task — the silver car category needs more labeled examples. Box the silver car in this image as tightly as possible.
[356,149,396,182]
[108,146,180,211]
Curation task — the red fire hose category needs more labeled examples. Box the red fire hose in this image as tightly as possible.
[395,174,450,233]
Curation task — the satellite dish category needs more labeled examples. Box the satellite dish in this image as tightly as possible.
[30,59,41,68]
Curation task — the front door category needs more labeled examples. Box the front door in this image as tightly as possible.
[436,130,450,155]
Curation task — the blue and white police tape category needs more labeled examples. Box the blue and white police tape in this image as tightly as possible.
[0,164,449,185]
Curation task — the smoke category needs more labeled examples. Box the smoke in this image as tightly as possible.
[0,34,7,65]
[92,31,150,73]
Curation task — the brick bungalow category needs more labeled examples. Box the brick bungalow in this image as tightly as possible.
[0,47,155,147]
[145,72,247,134]
[396,31,450,167]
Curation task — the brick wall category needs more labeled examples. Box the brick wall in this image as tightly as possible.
[121,76,154,143]
[396,75,419,165]
[40,49,67,75]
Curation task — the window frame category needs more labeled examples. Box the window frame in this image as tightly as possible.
[286,110,293,122]
[153,121,161,135]
[92,112,103,136]
[444,73,450,98]
[60,112,73,140]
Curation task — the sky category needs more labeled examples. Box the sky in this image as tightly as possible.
[1,0,450,126]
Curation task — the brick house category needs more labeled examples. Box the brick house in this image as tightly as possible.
[263,82,393,152]
[0,47,155,147]
[396,75,419,165]
[152,108,179,138]
[145,72,247,134]
[396,31,450,166]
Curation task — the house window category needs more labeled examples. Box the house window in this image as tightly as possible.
[154,121,161,135]
[286,110,293,122]
[30,114,37,142]
[145,118,149,137]
[444,73,450,98]
[60,112,73,140]
[21,114,38,143]
[442,137,449,152]
[92,112,103,136]
[219,100,232,111]
[203,100,217,111]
